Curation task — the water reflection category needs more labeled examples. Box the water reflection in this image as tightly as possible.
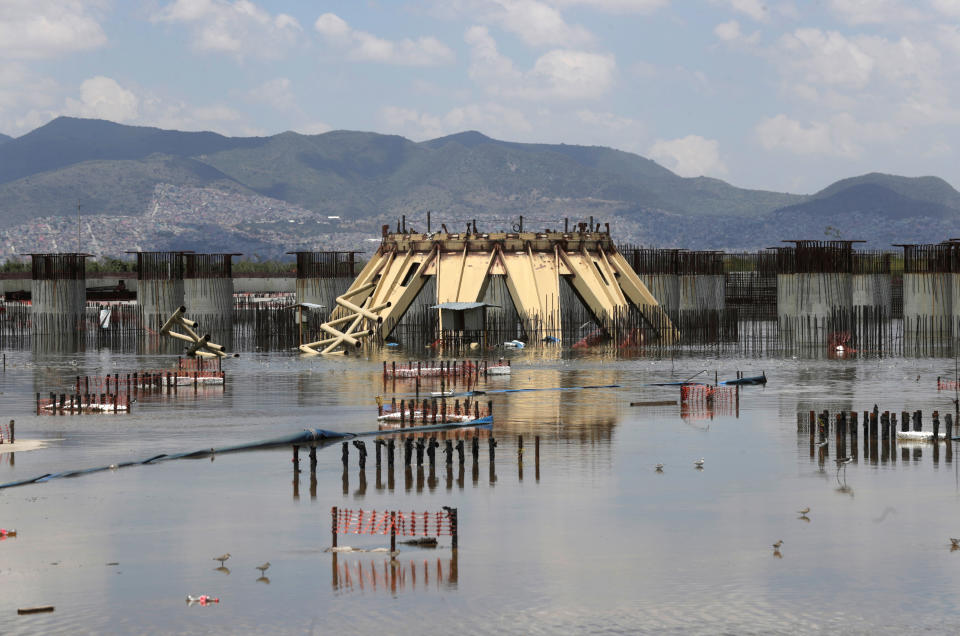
[331,553,458,594]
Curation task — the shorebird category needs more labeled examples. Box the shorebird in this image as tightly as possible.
[797,507,810,516]
[256,562,270,574]
[951,538,959,548]
[772,540,783,549]
[837,456,852,465]
[694,458,705,468]
[816,441,828,448]
[213,553,230,566]
[655,463,664,472]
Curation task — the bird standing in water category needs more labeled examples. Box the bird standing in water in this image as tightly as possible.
[772,540,783,550]
[256,562,270,574]
[214,553,230,566]
[797,507,810,516]
[655,463,664,472]
[694,458,705,469]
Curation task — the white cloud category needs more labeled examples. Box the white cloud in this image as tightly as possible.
[777,29,941,93]
[576,109,642,130]
[64,77,140,123]
[153,0,302,58]
[436,0,594,47]
[551,0,669,11]
[938,24,960,53]
[754,113,899,157]
[932,0,960,17]
[314,13,454,65]
[466,26,615,99]
[714,20,742,41]
[381,103,532,140]
[778,29,875,88]
[486,0,593,47]
[247,78,296,111]
[711,0,769,21]
[0,0,107,59]
[648,135,727,177]
[296,122,333,135]
[826,0,926,24]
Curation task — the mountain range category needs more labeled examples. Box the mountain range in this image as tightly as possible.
[0,116,957,259]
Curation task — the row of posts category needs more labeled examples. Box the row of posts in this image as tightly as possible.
[804,406,955,463]
[37,390,130,414]
[289,434,541,497]
[380,398,490,426]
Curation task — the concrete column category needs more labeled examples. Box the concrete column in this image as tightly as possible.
[903,272,952,341]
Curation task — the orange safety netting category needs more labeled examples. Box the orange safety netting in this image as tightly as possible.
[334,508,454,537]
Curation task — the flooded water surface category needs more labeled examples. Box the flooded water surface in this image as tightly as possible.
[2,344,960,634]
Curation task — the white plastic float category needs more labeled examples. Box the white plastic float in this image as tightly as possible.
[896,430,944,442]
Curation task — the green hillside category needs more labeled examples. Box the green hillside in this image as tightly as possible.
[0,117,957,253]
[0,154,252,225]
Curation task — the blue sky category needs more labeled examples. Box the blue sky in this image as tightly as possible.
[2,0,960,193]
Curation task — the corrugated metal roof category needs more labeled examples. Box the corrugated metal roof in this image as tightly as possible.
[430,302,498,310]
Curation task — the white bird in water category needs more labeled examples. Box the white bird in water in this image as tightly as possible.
[694,458,705,468]
[816,441,828,448]
[797,507,810,516]
[213,553,230,566]
[655,463,664,472]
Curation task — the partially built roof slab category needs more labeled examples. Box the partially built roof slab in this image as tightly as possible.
[309,227,675,354]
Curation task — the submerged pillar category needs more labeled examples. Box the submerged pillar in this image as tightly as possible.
[29,253,87,336]
[293,251,359,321]
[134,251,184,331]
[184,253,236,333]
[776,241,856,347]
[900,244,956,350]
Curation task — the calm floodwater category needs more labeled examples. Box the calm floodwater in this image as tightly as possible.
[2,342,960,635]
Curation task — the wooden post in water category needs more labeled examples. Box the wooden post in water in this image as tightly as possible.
[341,442,348,468]
[450,508,458,551]
[850,411,858,459]
[535,435,540,481]
[390,511,396,553]
[8,420,13,443]
[331,507,338,548]
[933,411,940,442]
[946,414,953,462]
[902,411,909,432]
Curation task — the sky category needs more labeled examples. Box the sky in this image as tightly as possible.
[2,0,960,194]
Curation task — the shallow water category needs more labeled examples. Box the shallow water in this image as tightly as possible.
[2,344,960,634]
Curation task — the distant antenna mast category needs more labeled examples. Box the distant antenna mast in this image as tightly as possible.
[77,200,81,253]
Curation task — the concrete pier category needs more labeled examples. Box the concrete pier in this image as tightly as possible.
[292,251,358,321]
[184,254,236,334]
[134,252,184,332]
[30,253,87,337]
